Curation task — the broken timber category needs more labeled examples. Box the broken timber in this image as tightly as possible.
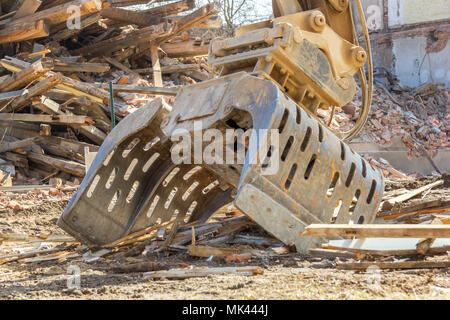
[0,114,94,126]
[0,137,43,153]
[336,260,450,271]
[97,84,179,96]
[143,266,264,279]
[302,224,450,238]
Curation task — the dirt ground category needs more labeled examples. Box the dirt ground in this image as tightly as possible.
[0,178,449,300]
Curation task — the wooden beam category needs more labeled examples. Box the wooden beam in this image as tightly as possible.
[302,224,450,238]
[379,202,450,221]
[75,124,106,145]
[52,13,102,41]
[0,126,99,154]
[1,152,28,168]
[336,260,450,271]
[32,95,61,114]
[134,63,198,74]
[0,19,49,44]
[150,44,163,87]
[97,83,178,96]
[108,0,152,7]
[0,59,54,92]
[71,21,171,57]
[0,113,94,126]
[100,7,163,26]
[143,266,264,279]
[6,73,63,112]
[160,39,210,58]
[1,0,108,27]
[14,0,42,19]
[103,56,140,78]
[308,248,356,260]
[188,245,242,258]
[0,232,75,243]
[0,90,24,101]
[0,137,43,153]
[141,0,195,16]
[157,3,217,44]
[380,180,444,211]
[0,58,110,104]
[52,60,110,73]
[27,152,85,177]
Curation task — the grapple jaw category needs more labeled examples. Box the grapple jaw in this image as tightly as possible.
[58,73,383,253]
[57,98,233,245]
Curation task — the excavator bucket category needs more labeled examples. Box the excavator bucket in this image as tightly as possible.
[58,73,384,253]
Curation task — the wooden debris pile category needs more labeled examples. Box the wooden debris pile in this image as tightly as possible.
[0,176,449,278]
[0,0,220,186]
[319,82,449,157]
[0,206,276,279]
[305,176,450,271]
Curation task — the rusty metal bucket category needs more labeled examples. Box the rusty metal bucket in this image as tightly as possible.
[58,73,383,253]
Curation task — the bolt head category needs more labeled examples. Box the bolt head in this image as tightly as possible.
[351,46,367,65]
[309,12,326,32]
[314,15,326,27]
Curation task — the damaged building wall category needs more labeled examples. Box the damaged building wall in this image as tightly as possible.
[361,0,450,88]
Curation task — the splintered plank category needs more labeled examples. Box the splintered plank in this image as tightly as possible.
[0,59,53,92]
[5,73,63,112]
[0,20,49,44]
[378,199,450,221]
[141,0,195,16]
[0,119,101,152]
[100,7,163,26]
[380,180,444,211]
[104,217,186,248]
[157,3,217,43]
[133,64,199,74]
[21,251,79,263]
[0,233,75,243]
[302,224,450,238]
[0,90,24,101]
[103,56,140,78]
[1,0,108,27]
[14,0,42,19]
[150,44,163,87]
[0,57,110,104]
[52,13,101,41]
[0,136,43,153]
[1,152,28,168]
[71,22,171,57]
[52,60,110,73]
[336,260,450,271]
[323,238,450,256]
[188,245,242,258]
[110,261,160,273]
[143,266,264,279]
[108,0,155,6]
[27,152,86,177]
[160,39,210,58]
[0,247,67,265]
[0,114,94,126]
[97,83,178,96]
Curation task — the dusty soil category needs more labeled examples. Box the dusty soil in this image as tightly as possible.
[0,179,449,300]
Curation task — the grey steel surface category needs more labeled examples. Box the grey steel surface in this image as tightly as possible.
[59,74,383,251]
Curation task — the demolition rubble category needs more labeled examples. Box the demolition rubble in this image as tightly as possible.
[0,0,448,300]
